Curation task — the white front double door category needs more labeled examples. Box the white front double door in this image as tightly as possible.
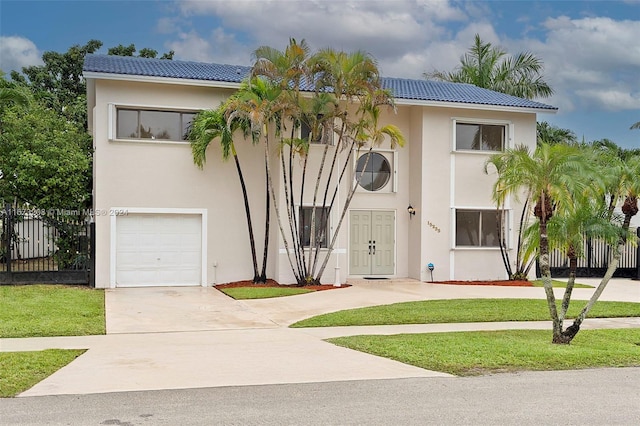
[349,210,395,275]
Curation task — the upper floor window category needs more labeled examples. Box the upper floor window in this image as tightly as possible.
[455,209,504,247]
[116,108,195,141]
[356,152,391,192]
[300,115,333,145]
[456,123,505,152]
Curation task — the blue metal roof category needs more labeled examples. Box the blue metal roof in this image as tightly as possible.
[84,54,557,111]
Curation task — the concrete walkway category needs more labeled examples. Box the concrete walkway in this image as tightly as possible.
[1,278,639,397]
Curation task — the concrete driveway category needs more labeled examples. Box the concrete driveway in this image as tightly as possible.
[3,278,639,396]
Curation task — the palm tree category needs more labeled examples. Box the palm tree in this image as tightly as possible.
[489,143,594,343]
[426,34,553,100]
[0,86,30,109]
[561,151,640,340]
[189,102,270,283]
[536,122,577,146]
[250,42,405,285]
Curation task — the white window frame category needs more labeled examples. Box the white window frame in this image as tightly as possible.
[108,103,200,145]
[353,149,398,193]
[452,118,513,153]
[451,207,508,249]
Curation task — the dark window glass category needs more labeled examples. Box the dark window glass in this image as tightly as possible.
[456,210,504,247]
[116,109,139,139]
[299,207,329,248]
[116,108,195,141]
[456,123,505,151]
[356,152,391,191]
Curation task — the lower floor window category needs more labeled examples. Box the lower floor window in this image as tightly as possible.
[300,206,329,248]
[455,209,504,247]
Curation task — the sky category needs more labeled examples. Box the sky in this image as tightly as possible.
[1,0,639,148]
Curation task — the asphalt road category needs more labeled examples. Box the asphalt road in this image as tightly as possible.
[1,367,639,425]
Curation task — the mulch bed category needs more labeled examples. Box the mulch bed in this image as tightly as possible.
[432,280,533,287]
[215,279,350,291]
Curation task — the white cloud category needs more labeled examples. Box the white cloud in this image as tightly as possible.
[519,16,640,111]
[166,28,252,65]
[0,36,42,74]
[172,0,470,78]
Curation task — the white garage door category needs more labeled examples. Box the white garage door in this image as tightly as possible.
[115,214,202,287]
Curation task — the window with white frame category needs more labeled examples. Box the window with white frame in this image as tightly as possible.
[299,206,329,248]
[455,209,504,247]
[300,115,333,145]
[456,122,506,151]
[116,108,196,141]
[354,151,396,192]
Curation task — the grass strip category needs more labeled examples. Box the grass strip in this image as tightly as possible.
[531,279,592,288]
[327,328,640,376]
[219,287,313,299]
[291,298,640,328]
[0,285,105,338]
[0,349,85,397]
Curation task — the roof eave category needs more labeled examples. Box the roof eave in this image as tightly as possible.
[82,71,244,90]
[393,97,558,114]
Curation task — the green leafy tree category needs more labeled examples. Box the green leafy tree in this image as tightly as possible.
[0,95,90,210]
[108,44,174,59]
[426,34,553,99]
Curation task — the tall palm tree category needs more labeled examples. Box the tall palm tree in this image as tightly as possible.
[250,43,405,285]
[489,143,593,343]
[189,102,269,283]
[536,122,577,146]
[426,34,553,100]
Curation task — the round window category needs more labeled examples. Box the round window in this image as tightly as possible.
[356,152,391,191]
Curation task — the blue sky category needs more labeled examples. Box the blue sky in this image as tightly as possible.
[1,0,639,148]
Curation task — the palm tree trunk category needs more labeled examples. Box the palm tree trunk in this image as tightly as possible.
[539,217,564,343]
[496,205,513,278]
[259,160,270,283]
[316,148,372,282]
[306,142,330,281]
[264,129,301,284]
[232,152,260,282]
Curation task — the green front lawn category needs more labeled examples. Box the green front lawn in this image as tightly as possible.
[328,328,640,376]
[219,287,313,299]
[291,298,640,328]
[0,285,105,338]
[0,349,85,397]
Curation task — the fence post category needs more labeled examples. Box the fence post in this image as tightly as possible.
[635,228,640,281]
[89,221,96,287]
[4,203,12,274]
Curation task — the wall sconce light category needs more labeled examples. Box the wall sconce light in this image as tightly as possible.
[407,204,416,218]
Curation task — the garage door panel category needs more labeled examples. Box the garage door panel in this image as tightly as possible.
[115,213,202,287]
